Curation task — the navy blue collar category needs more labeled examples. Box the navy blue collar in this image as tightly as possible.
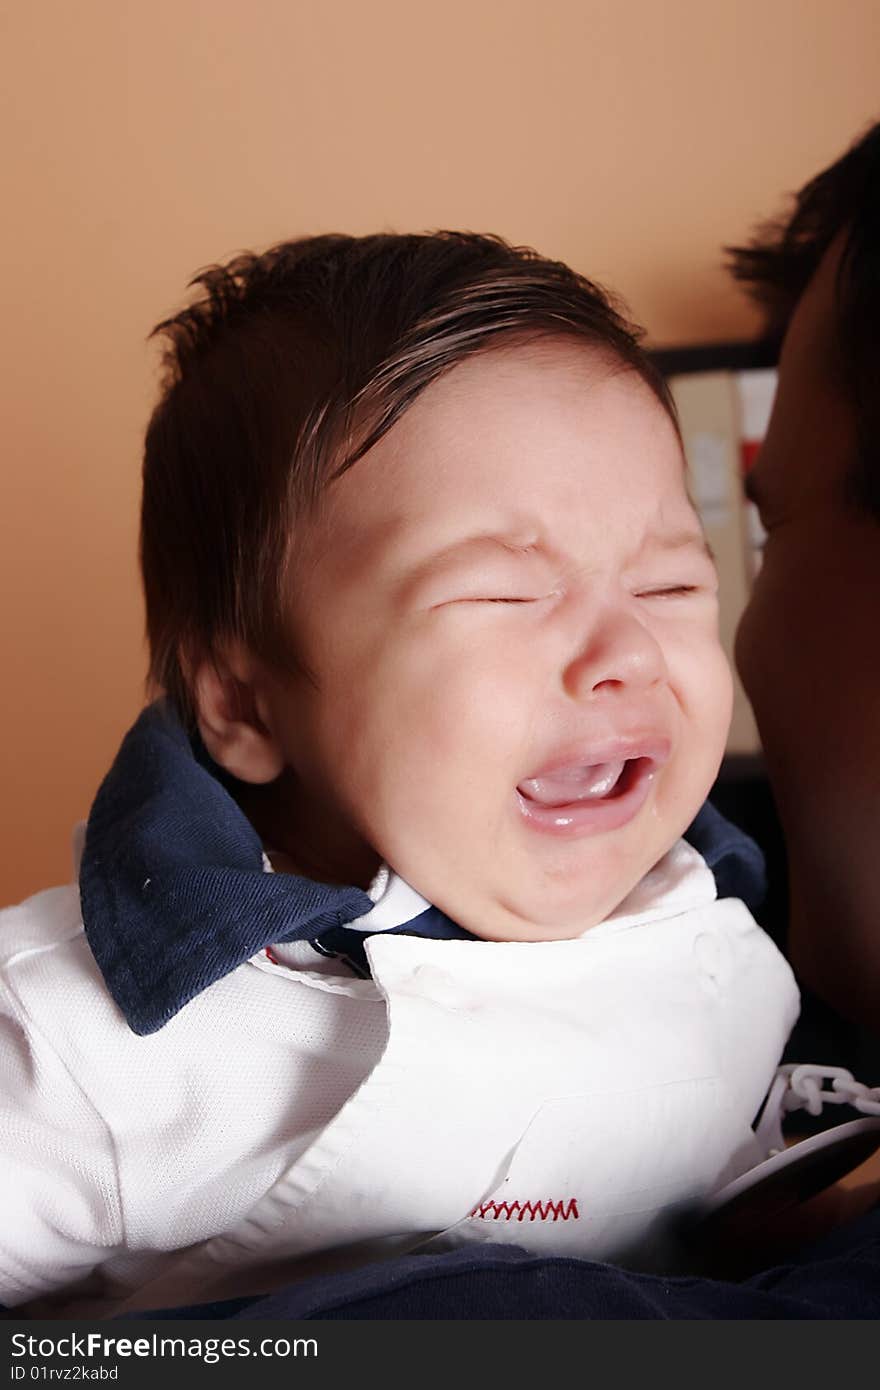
[79,699,765,1036]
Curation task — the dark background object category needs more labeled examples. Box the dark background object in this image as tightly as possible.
[651,340,880,1120]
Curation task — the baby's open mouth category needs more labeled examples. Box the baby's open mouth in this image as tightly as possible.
[514,739,670,837]
[517,758,642,808]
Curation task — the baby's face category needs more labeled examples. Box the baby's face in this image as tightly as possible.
[267,339,732,939]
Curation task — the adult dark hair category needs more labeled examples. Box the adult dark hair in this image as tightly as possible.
[140,232,675,732]
[726,120,880,519]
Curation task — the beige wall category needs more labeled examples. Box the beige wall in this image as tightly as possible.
[2,0,878,904]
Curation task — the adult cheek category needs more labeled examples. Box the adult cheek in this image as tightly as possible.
[734,582,761,694]
[734,563,826,872]
[734,575,782,749]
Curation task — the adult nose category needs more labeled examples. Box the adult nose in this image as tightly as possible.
[562,603,666,701]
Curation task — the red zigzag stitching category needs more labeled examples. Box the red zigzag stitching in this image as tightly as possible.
[470,1197,579,1222]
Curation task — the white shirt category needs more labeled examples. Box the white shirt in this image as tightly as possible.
[0,830,799,1316]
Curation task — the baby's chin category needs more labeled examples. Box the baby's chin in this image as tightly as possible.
[437,831,691,941]
[393,796,700,941]
[465,917,597,944]
[440,878,643,943]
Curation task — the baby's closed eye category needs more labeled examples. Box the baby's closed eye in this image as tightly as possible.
[633,584,704,598]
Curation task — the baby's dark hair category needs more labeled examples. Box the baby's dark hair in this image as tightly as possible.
[726,120,880,519]
[140,231,675,732]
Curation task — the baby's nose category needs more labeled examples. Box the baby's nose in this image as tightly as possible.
[562,607,666,700]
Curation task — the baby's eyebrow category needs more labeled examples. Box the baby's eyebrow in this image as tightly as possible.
[641,530,716,563]
[404,531,542,584]
[401,528,715,592]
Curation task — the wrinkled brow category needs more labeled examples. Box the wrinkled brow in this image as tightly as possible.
[637,528,716,563]
[403,531,541,582]
[402,526,715,592]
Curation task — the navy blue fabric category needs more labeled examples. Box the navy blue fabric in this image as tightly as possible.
[682,797,766,913]
[315,907,475,980]
[80,699,767,1035]
[79,701,374,1035]
[129,1208,880,1320]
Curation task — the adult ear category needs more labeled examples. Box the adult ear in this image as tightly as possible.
[190,642,285,784]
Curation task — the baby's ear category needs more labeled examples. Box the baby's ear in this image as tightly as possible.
[190,642,285,784]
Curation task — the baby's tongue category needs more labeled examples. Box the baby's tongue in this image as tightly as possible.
[518,760,625,807]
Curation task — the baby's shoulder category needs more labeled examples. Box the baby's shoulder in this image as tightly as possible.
[0,881,116,1051]
[0,880,85,964]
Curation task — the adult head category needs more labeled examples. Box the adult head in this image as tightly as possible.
[730,122,880,1030]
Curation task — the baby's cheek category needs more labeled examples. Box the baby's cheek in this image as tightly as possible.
[708,646,735,738]
[409,660,523,762]
[678,632,732,722]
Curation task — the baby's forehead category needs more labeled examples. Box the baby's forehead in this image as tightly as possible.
[293,340,686,580]
[360,341,669,468]
[406,335,635,407]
